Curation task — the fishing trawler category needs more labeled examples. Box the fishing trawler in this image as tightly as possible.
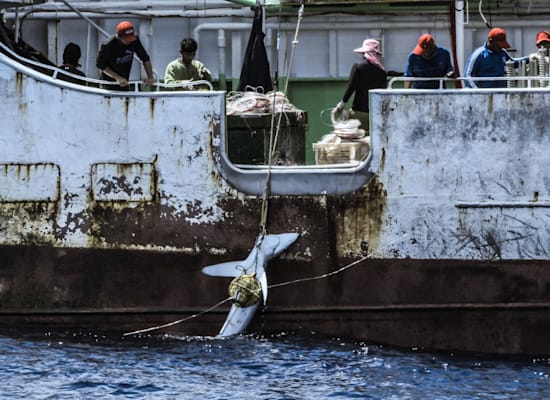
[1,0,550,355]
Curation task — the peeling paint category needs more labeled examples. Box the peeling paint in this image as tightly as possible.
[4,56,550,265]
[370,89,550,260]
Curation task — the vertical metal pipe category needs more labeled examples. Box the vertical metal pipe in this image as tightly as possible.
[217,28,226,90]
[47,20,57,64]
[328,30,337,77]
[85,23,92,76]
[14,7,19,43]
[455,0,465,74]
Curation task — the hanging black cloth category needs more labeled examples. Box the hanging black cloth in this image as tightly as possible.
[237,5,273,93]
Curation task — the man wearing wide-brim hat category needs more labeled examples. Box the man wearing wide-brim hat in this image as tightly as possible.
[334,38,387,131]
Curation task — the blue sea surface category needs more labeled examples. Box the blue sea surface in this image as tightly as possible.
[0,330,548,399]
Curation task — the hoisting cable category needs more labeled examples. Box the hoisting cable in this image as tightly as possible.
[282,3,304,95]
[259,0,281,238]
[270,2,304,163]
[259,2,305,238]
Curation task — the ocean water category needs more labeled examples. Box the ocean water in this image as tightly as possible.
[0,330,549,399]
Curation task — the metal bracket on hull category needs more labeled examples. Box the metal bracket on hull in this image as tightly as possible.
[214,139,376,196]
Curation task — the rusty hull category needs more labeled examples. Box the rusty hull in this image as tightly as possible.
[1,184,550,355]
[3,53,550,355]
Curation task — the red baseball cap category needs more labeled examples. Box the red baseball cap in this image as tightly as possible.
[116,21,137,42]
[488,27,511,49]
[536,31,550,46]
[413,34,435,56]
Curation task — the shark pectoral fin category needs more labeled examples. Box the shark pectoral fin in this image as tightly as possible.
[202,261,245,277]
[217,303,259,337]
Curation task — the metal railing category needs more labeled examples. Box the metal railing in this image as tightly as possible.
[0,39,213,91]
[388,75,550,89]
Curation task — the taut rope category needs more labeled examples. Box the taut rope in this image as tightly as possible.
[122,254,370,337]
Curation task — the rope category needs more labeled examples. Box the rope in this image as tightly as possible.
[122,296,233,336]
[282,4,304,95]
[121,254,370,337]
[268,255,370,289]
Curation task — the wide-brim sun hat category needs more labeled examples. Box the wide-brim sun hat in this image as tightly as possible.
[353,39,382,55]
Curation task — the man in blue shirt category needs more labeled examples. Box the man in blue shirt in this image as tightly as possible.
[464,27,514,88]
[404,34,454,89]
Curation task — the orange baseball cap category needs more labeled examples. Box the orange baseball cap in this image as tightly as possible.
[413,34,435,56]
[536,31,550,46]
[488,27,511,49]
[116,21,137,42]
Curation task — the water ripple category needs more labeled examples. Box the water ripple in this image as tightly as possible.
[0,330,548,399]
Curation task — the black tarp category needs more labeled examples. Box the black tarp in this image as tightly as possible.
[237,5,273,92]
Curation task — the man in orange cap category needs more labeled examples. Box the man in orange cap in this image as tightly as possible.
[527,31,550,87]
[404,33,454,89]
[96,21,155,90]
[535,31,550,48]
[464,27,517,88]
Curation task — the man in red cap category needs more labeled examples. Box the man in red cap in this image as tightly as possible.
[535,31,550,48]
[404,33,454,89]
[464,27,518,88]
[96,21,155,90]
[527,31,550,87]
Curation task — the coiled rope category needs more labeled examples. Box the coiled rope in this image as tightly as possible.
[228,273,262,307]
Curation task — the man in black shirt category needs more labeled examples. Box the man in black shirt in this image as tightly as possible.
[59,42,85,84]
[96,21,154,90]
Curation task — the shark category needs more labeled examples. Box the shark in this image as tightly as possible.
[202,232,299,337]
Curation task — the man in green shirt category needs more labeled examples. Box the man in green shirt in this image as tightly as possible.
[164,38,212,89]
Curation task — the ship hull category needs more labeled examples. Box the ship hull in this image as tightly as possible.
[1,244,549,355]
[2,22,550,355]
